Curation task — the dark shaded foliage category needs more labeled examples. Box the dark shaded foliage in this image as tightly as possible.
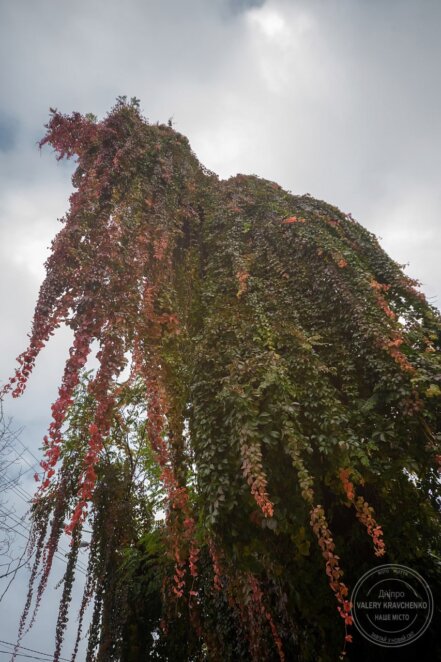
[2,98,441,661]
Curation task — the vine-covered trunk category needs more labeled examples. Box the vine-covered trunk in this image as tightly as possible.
[2,98,441,661]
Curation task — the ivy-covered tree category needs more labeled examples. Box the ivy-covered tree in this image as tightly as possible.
[2,98,441,661]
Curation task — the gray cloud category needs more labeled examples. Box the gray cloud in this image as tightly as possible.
[0,112,19,152]
[229,0,266,14]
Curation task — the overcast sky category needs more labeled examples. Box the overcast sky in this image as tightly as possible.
[1,0,440,658]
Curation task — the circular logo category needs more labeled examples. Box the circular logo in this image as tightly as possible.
[351,564,433,648]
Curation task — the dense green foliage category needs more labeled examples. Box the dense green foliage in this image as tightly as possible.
[3,98,441,660]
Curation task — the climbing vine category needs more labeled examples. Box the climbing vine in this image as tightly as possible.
[2,98,441,660]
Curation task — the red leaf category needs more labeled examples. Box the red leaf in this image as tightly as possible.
[282,216,305,224]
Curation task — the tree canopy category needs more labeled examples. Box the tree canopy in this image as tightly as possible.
[2,98,441,661]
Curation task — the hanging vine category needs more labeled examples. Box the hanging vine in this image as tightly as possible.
[2,98,441,661]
